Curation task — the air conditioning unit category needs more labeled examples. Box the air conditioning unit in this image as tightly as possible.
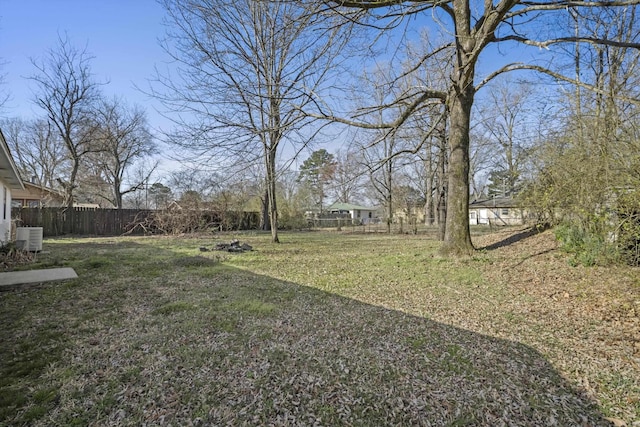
[15,227,43,252]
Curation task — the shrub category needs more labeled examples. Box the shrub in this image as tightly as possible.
[615,199,640,266]
[278,212,309,230]
[554,223,616,266]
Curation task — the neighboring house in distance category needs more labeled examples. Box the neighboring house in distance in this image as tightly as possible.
[469,196,527,226]
[0,129,25,242]
[394,204,426,224]
[13,180,102,208]
[12,181,65,208]
[326,202,379,224]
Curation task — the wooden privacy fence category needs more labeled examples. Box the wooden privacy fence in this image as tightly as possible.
[13,207,154,237]
[12,207,260,237]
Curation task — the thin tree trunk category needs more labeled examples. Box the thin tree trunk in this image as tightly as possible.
[424,143,434,226]
[386,157,392,234]
[436,117,447,241]
[266,148,279,243]
[261,187,270,231]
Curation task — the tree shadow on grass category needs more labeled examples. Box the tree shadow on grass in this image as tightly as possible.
[0,240,610,426]
[182,270,608,426]
[479,225,551,251]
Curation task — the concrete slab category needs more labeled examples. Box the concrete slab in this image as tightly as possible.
[0,268,78,287]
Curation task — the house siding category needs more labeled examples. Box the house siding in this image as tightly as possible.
[469,206,525,226]
[12,183,65,208]
[0,184,11,242]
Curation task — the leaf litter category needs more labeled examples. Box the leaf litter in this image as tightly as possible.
[0,229,638,426]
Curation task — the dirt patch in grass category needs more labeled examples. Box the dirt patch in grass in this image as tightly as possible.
[0,231,638,425]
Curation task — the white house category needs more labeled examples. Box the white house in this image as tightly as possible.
[469,196,527,226]
[0,129,25,243]
[326,202,379,223]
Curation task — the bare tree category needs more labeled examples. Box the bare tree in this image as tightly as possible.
[154,0,349,242]
[475,78,541,196]
[351,65,412,232]
[89,97,157,208]
[330,147,366,204]
[1,117,68,189]
[29,35,103,209]
[362,131,405,232]
[320,0,640,255]
[468,126,494,199]
[167,169,217,202]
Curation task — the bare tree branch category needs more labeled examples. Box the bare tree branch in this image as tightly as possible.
[493,34,640,49]
[506,0,640,19]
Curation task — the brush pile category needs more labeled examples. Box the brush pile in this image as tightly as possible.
[199,240,253,253]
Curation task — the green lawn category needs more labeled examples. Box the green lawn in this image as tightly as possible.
[1,230,637,426]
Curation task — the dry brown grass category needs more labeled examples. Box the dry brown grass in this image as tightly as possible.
[0,228,638,426]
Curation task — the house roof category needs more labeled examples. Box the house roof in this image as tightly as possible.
[469,196,520,208]
[13,181,65,199]
[0,129,24,190]
[327,202,375,211]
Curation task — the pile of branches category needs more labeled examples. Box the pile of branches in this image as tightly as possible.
[125,208,260,235]
[126,208,217,235]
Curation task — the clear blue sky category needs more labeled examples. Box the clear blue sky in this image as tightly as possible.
[0,0,552,175]
[0,0,168,129]
[0,1,544,124]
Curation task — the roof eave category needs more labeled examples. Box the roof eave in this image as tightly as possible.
[0,129,25,190]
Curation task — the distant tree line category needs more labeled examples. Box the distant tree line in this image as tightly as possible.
[2,1,640,263]
[2,35,156,210]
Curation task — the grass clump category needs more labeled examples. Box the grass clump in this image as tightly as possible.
[554,223,615,266]
[173,255,219,268]
[152,301,197,316]
[224,299,277,316]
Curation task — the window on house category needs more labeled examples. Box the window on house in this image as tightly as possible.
[470,212,476,219]
[2,186,6,220]
[501,208,509,216]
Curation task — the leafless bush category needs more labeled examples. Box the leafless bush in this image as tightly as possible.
[0,242,35,271]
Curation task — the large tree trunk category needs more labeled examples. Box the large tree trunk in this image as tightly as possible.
[114,176,123,209]
[440,0,475,256]
[441,84,474,255]
[65,157,79,234]
[266,148,279,243]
